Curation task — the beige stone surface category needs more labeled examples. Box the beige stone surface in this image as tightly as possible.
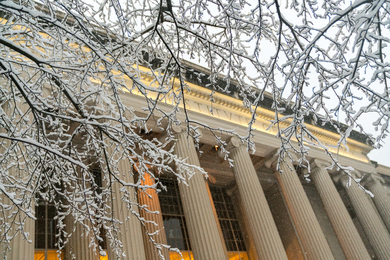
[106,156,146,260]
[174,129,227,260]
[276,160,334,260]
[311,160,370,260]
[341,175,390,260]
[138,173,170,260]
[229,138,287,260]
[364,174,390,232]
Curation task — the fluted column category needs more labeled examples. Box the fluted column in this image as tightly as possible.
[65,218,99,260]
[0,169,34,260]
[106,155,146,260]
[363,174,390,232]
[228,137,287,260]
[9,218,35,260]
[137,173,170,260]
[64,166,98,260]
[0,102,35,260]
[173,126,227,260]
[0,201,35,260]
[231,189,260,260]
[310,159,370,260]
[340,174,390,260]
[275,159,335,260]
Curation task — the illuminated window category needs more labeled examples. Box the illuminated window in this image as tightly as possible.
[34,198,106,260]
[34,200,62,260]
[209,186,246,252]
[158,179,248,260]
[158,179,191,251]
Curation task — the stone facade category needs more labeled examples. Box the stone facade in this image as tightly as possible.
[5,65,390,260]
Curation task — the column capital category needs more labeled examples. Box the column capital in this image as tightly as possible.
[230,136,242,148]
[171,124,203,137]
[222,136,251,159]
[310,158,331,171]
[171,123,185,134]
[361,173,385,188]
[339,172,370,191]
[334,170,362,186]
[224,136,244,152]
[264,152,299,170]
[339,174,354,187]
[264,152,278,169]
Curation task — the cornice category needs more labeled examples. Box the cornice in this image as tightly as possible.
[181,80,373,155]
[117,65,372,163]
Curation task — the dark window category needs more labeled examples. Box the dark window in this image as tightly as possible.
[35,185,64,260]
[91,167,107,250]
[210,186,246,252]
[158,179,191,251]
[35,200,59,250]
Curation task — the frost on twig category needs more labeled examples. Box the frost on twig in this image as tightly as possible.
[0,0,388,257]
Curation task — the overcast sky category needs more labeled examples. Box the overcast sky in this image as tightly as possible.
[368,145,390,167]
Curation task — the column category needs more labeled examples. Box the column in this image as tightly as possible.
[310,159,370,260]
[274,159,335,260]
[138,173,170,260]
[173,126,227,260]
[106,156,146,260]
[228,137,287,260]
[64,167,99,260]
[231,189,260,260]
[340,174,390,260]
[363,174,390,232]
[0,102,35,260]
[0,202,35,260]
[65,218,99,260]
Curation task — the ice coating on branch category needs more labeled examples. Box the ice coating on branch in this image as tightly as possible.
[0,0,388,257]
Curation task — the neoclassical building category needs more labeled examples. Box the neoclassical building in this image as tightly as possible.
[4,62,390,260]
